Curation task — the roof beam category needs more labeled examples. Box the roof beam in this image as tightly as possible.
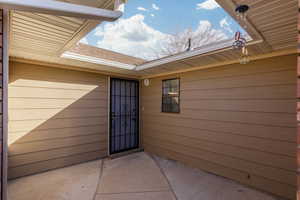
[61,51,136,70]
[136,39,235,71]
[136,39,263,71]
[140,48,297,79]
[0,0,122,21]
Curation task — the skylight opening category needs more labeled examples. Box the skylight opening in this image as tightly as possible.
[78,0,250,64]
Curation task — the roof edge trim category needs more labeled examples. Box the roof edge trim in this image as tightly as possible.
[141,48,297,79]
[136,39,235,71]
[61,51,136,70]
[0,0,122,21]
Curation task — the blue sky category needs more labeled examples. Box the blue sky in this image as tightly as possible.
[80,0,247,60]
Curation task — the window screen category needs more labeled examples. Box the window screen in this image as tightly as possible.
[162,78,180,113]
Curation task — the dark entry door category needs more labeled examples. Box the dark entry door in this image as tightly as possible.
[110,78,139,154]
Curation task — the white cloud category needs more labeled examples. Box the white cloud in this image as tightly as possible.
[150,14,155,17]
[193,20,228,42]
[137,7,147,11]
[219,17,233,33]
[152,3,160,10]
[196,0,220,10]
[94,15,227,60]
[79,37,89,45]
[159,20,227,56]
[94,14,169,60]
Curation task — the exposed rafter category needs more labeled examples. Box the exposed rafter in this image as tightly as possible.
[0,0,122,21]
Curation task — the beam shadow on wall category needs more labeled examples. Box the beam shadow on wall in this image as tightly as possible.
[7,61,109,179]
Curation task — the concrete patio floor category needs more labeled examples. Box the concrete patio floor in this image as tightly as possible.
[8,152,284,200]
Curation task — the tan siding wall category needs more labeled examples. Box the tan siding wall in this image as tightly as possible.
[8,61,108,179]
[141,54,297,199]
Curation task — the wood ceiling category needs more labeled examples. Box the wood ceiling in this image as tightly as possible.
[10,11,87,56]
[10,0,116,54]
[234,0,297,50]
[9,0,140,76]
[8,0,298,78]
[8,0,138,76]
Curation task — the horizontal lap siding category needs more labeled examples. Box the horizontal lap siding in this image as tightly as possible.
[141,54,297,199]
[8,61,108,179]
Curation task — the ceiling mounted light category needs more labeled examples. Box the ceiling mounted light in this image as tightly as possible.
[144,79,150,87]
[233,4,250,64]
[235,4,249,29]
[235,4,249,20]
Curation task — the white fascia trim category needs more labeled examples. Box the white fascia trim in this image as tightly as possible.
[61,51,137,70]
[135,39,235,71]
[62,39,260,72]
[0,0,122,21]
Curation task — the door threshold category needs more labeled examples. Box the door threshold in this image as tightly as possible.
[108,148,144,159]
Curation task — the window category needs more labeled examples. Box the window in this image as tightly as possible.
[162,78,180,113]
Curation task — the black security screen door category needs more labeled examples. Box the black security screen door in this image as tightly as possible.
[110,78,139,154]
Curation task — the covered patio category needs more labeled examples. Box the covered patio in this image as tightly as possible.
[8,152,283,200]
[0,0,297,200]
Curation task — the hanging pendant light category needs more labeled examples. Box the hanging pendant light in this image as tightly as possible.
[239,46,250,64]
[232,3,250,64]
[232,31,250,64]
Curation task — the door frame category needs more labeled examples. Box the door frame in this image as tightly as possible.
[108,77,140,155]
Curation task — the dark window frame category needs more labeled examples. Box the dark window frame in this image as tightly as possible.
[161,78,180,113]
